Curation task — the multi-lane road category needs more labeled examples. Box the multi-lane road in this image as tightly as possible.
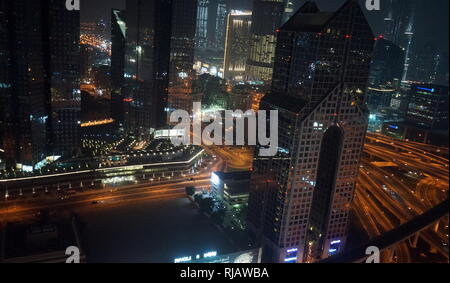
[353,133,449,262]
[0,133,448,263]
[0,151,225,223]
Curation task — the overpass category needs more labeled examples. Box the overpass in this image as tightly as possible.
[321,198,449,263]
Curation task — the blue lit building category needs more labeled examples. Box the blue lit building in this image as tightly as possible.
[381,84,449,146]
[406,84,449,130]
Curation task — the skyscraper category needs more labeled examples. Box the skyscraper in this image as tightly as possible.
[246,0,284,82]
[124,0,197,134]
[195,0,228,51]
[223,10,252,81]
[282,0,296,24]
[384,0,415,45]
[383,0,416,81]
[124,0,169,134]
[47,0,81,156]
[247,1,374,263]
[215,0,228,50]
[111,9,126,126]
[169,0,198,87]
[410,44,441,84]
[0,0,80,169]
[167,0,198,115]
[0,0,12,167]
[406,84,449,130]
[196,0,210,49]
[369,38,405,86]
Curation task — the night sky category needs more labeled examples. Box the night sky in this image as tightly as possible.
[81,0,449,55]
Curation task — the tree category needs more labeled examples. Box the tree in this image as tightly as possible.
[185,186,196,196]
[212,207,226,225]
[194,194,203,205]
[199,197,214,214]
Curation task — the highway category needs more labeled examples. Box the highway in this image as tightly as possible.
[0,133,447,262]
[356,133,449,261]
[0,177,211,223]
[208,146,253,171]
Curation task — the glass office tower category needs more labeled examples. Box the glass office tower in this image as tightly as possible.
[247,0,374,263]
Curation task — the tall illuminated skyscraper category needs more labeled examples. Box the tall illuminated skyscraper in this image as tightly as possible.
[215,0,228,50]
[196,0,210,49]
[247,1,374,263]
[223,10,252,81]
[383,0,416,81]
[410,44,441,84]
[195,0,228,50]
[246,0,284,82]
[406,84,449,130]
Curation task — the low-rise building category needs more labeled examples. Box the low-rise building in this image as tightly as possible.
[211,171,251,229]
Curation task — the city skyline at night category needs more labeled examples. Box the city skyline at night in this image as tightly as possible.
[0,0,448,267]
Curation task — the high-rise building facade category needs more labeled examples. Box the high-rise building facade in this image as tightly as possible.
[47,0,81,156]
[406,84,449,130]
[215,0,228,50]
[384,0,415,46]
[223,10,252,81]
[124,0,171,134]
[368,38,405,86]
[169,0,198,87]
[0,0,12,167]
[0,0,80,169]
[383,0,416,81]
[410,44,440,84]
[195,0,228,50]
[246,0,284,82]
[80,44,94,80]
[167,0,198,115]
[282,0,296,24]
[111,9,126,126]
[247,1,374,263]
[124,0,197,134]
[196,0,210,49]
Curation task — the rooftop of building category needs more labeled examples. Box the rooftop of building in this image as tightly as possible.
[213,171,251,197]
[261,93,308,113]
[280,1,370,34]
